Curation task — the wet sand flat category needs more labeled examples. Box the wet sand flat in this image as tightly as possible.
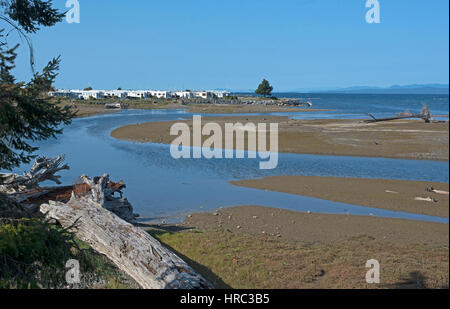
[149,205,448,288]
[111,116,449,161]
[232,176,449,218]
[57,103,119,118]
[180,205,449,245]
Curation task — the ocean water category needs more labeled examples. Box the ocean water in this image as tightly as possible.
[269,93,449,120]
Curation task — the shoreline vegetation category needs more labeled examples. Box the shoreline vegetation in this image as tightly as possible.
[0,193,140,289]
[147,205,449,289]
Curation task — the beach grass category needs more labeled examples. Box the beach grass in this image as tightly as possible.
[151,228,449,289]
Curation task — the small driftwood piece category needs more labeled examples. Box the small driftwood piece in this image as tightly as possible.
[414,196,438,203]
[0,155,69,194]
[40,195,213,289]
[426,187,449,195]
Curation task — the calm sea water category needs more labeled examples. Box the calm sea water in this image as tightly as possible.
[10,94,449,224]
[272,93,449,120]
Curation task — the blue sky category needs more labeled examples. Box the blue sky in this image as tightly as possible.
[8,0,450,91]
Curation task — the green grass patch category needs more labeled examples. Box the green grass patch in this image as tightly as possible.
[152,229,449,289]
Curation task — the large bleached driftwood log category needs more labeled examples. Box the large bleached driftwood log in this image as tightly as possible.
[0,155,69,194]
[40,195,213,289]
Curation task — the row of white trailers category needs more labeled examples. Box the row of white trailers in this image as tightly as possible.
[49,90,230,100]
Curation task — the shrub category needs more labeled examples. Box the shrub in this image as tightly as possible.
[0,218,133,289]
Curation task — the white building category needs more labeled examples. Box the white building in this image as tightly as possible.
[103,90,128,99]
[192,90,230,99]
[193,91,211,99]
[76,90,104,100]
[48,88,230,100]
[127,90,149,99]
[210,90,230,98]
[48,90,77,99]
[172,91,193,99]
[149,90,172,99]
[49,89,104,100]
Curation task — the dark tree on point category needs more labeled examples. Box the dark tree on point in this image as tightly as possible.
[255,79,274,97]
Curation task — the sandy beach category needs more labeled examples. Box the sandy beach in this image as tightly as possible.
[232,176,449,218]
[111,116,449,161]
[57,103,119,118]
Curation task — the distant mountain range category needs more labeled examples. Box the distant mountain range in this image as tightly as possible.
[319,84,449,94]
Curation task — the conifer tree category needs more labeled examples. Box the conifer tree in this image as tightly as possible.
[1,1,75,171]
[255,79,274,97]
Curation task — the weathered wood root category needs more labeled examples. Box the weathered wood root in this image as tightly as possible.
[0,155,69,194]
[77,174,137,223]
[40,195,213,289]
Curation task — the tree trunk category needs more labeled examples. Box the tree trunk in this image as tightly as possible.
[40,195,213,289]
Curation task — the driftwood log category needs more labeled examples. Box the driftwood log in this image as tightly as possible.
[3,155,212,289]
[40,195,213,289]
[0,155,69,194]
[365,106,434,123]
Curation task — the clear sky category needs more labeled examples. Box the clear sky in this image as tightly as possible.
[9,0,450,91]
